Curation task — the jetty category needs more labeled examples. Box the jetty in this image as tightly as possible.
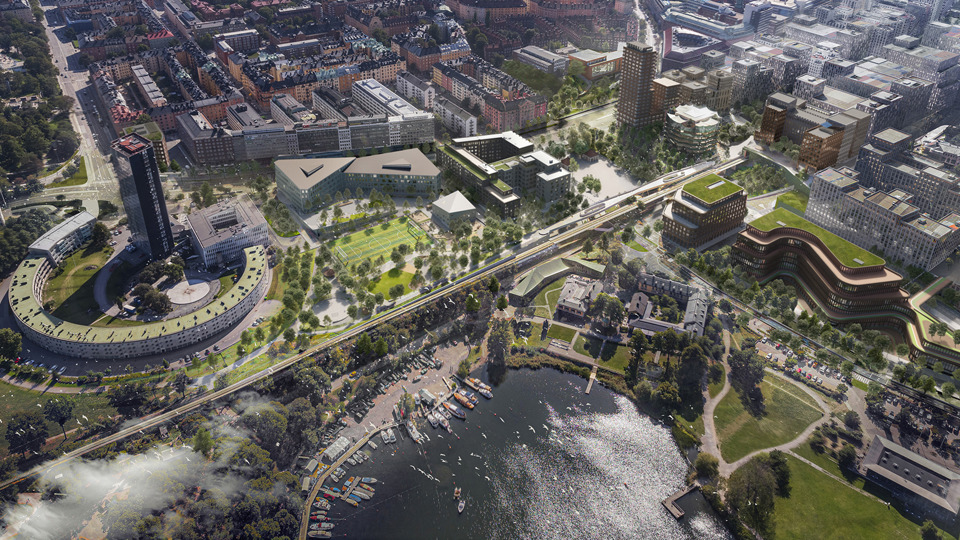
[662,483,700,519]
[585,366,597,394]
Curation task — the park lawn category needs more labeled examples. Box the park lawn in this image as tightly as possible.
[792,439,867,490]
[515,321,547,349]
[266,265,286,301]
[0,380,118,455]
[675,407,706,439]
[597,342,631,372]
[533,277,566,318]
[777,190,809,213]
[45,245,112,324]
[626,240,648,252]
[771,455,927,540]
[852,378,868,391]
[714,376,823,462]
[708,369,726,398]
[574,335,604,357]
[367,268,414,298]
[50,157,88,187]
[545,324,576,343]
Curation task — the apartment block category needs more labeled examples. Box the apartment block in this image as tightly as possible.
[806,167,960,270]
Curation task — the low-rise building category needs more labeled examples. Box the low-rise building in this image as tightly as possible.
[862,435,960,521]
[28,211,97,265]
[187,197,269,268]
[567,46,623,80]
[662,174,747,250]
[431,191,476,230]
[512,45,568,74]
[434,96,477,137]
[556,275,601,319]
[275,149,441,214]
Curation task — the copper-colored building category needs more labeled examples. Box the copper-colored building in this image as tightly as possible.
[799,125,844,171]
[616,42,658,127]
[662,174,747,249]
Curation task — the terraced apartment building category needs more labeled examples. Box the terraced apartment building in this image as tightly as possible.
[733,208,910,319]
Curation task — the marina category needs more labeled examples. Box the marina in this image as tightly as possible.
[315,368,731,539]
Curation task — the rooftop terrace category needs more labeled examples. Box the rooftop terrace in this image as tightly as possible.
[748,208,885,268]
[682,174,743,204]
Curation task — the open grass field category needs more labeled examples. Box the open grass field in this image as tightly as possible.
[367,268,414,298]
[626,240,648,252]
[45,245,112,325]
[265,265,285,301]
[0,380,117,455]
[334,217,430,265]
[533,277,566,318]
[772,454,928,540]
[545,324,576,343]
[714,376,823,462]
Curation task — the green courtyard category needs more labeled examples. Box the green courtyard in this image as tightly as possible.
[573,336,634,372]
[532,277,567,318]
[333,217,431,265]
[44,245,113,325]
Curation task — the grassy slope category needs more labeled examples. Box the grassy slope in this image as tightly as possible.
[772,455,925,540]
[367,268,414,298]
[777,190,809,213]
[714,376,823,462]
[50,156,88,187]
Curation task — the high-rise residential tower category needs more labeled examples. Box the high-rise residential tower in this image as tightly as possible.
[112,133,174,260]
[616,42,659,127]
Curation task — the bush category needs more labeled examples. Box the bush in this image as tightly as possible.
[695,452,720,480]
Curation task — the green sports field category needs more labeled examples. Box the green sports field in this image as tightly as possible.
[333,217,431,265]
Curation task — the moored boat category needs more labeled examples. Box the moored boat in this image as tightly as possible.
[348,493,363,502]
[351,490,371,500]
[461,390,479,405]
[467,377,492,392]
[359,483,375,492]
[438,416,452,433]
[344,498,358,507]
[361,477,378,484]
[307,531,332,538]
[452,392,475,409]
[426,412,439,428]
[443,402,466,420]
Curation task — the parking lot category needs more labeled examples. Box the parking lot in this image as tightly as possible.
[754,338,846,391]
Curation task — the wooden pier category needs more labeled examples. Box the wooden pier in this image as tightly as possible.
[662,483,700,519]
[585,366,597,394]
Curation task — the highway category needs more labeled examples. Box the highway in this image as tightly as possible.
[0,156,744,492]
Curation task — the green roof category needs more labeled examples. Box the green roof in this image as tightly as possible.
[749,208,885,267]
[492,179,512,193]
[440,146,489,180]
[510,259,569,298]
[9,246,268,346]
[682,174,743,204]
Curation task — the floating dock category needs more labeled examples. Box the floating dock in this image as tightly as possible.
[585,366,597,394]
[662,483,700,519]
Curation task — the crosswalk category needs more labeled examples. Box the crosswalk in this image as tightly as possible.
[853,372,871,386]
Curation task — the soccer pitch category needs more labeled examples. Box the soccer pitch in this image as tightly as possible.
[334,217,431,265]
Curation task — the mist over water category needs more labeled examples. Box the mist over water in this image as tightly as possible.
[326,368,730,540]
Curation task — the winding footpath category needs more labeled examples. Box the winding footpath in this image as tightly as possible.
[700,329,835,477]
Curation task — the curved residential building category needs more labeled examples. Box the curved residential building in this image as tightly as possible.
[9,246,269,360]
[733,208,909,319]
[664,104,721,155]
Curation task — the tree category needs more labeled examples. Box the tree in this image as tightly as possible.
[193,427,213,458]
[726,457,776,532]
[241,405,288,449]
[487,319,513,364]
[694,452,719,480]
[283,328,296,343]
[626,331,648,385]
[922,520,943,540]
[488,276,500,295]
[374,337,388,357]
[174,370,189,398]
[465,294,481,312]
[677,344,708,403]
[89,222,110,249]
[943,382,956,399]
[897,343,911,358]
[728,349,765,396]
[589,293,625,332]
[0,328,22,360]
[6,410,48,457]
[919,375,936,394]
[43,397,75,440]
[838,443,857,469]
[496,295,508,311]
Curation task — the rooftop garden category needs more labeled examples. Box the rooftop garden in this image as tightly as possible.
[492,179,512,193]
[682,174,743,204]
[749,208,885,268]
[440,146,489,180]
